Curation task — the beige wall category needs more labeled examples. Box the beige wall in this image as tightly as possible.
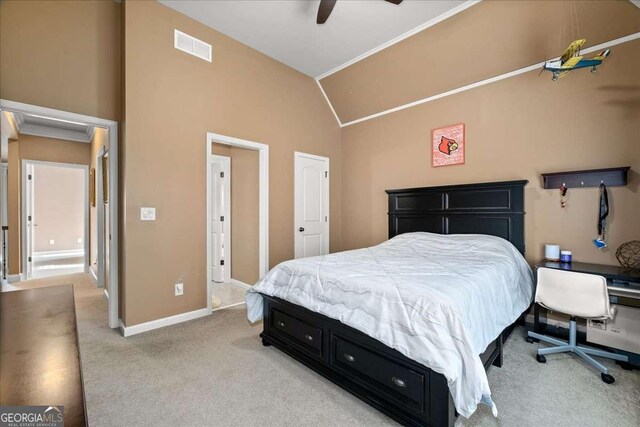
[340,38,640,266]
[33,165,85,252]
[5,0,635,331]
[0,0,121,121]
[320,1,640,123]
[212,143,260,285]
[7,134,91,273]
[122,1,341,325]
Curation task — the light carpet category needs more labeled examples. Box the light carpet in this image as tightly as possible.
[8,273,640,426]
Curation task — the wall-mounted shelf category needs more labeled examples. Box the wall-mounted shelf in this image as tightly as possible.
[542,166,630,189]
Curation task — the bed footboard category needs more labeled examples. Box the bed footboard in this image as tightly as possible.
[260,295,505,427]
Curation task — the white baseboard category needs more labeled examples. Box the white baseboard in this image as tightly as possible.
[212,301,246,312]
[119,307,210,337]
[89,267,98,284]
[1,282,19,292]
[33,249,84,261]
[7,274,20,283]
[230,279,251,290]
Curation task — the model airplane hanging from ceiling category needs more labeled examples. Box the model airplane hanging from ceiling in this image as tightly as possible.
[541,39,611,81]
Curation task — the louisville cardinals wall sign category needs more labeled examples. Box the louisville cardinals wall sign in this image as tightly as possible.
[432,123,465,167]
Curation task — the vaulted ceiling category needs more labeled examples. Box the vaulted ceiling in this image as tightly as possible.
[160,1,640,127]
[319,0,640,125]
[159,0,469,78]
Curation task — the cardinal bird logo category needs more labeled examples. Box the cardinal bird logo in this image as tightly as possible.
[438,136,459,155]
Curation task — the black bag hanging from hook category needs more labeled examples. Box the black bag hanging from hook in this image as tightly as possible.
[594,183,609,249]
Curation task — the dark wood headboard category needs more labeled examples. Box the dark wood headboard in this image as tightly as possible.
[386,180,528,254]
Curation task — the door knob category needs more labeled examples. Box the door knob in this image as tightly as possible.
[299,227,305,232]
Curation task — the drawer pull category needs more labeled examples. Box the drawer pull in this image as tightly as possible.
[305,334,314,342]
[277,320,285,327]
[344,353,355,362]
[391,377,407,388]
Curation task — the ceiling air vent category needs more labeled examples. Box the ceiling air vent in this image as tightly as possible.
[174,29,212,63]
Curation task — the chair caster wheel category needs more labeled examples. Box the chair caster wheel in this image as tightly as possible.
[536,354,546,363]
[526,336,536,343]
[601,373,615,384]
[617,361,633,371]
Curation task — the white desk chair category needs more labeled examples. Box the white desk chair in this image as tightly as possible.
[527,267,628,384]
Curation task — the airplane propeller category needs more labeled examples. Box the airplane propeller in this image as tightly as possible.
[538,59,547,76]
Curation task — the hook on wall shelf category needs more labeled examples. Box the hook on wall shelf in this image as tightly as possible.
[542,166,630,189]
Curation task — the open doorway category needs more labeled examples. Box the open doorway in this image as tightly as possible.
[22,160,88,279]
[0,99,119,329]
[206,133,269,313]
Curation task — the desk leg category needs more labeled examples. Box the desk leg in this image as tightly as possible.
[526,304,542,343]
[534,304,542,333]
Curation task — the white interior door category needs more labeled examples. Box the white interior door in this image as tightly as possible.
[103,151,110,287]
[0,164,7,280]
[96,148,105,288]
[211,156,231,283]
[24,163,35,279]
[294,152,329,259]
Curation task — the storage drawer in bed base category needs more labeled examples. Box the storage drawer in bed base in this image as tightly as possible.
[260,295,506,427]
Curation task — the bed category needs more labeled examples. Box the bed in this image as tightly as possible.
[246,180,532,427]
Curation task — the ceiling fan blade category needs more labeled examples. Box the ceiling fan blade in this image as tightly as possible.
[385,0,404,4]
[317,0,337,24]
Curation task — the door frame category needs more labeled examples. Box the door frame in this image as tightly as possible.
[210,155,231,284]
[1,99,120,329]
[294,152,330,258]
[0,163,7,284]
[95,145,107,289]
[21,160,89,280]
[206,132,268,314]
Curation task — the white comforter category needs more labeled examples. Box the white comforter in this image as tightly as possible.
[245,232,534,418]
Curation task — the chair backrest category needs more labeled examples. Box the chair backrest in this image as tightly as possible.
[535,267,613,319]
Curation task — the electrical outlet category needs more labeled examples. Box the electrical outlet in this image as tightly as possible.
[77,238,82,243]
[49,239,55,245]
[175,282,184,296]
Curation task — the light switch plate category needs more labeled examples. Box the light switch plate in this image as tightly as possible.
[140,207,156,221]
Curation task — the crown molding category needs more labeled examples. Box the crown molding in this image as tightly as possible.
[315,0,481,80]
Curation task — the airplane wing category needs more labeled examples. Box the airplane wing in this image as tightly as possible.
[561,56,583,69]
[557,70,572,79]
[560,39,586,64]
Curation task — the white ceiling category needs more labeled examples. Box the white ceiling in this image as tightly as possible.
[159,0,470,78]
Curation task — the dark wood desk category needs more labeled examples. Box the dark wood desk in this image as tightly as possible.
[0,285,87,426]
[533,260,640,333]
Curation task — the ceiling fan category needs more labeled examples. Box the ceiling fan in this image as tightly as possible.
[317,0,404,24]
